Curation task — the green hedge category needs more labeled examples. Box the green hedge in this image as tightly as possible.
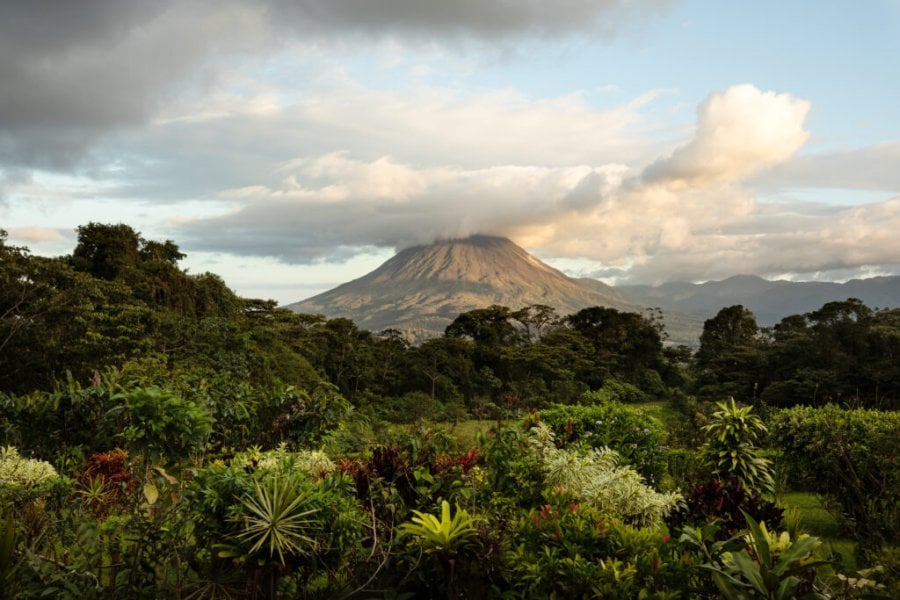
[769,404,900,550]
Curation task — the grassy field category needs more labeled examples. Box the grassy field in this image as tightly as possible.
[444,418,504,448]
[779,491,859,571]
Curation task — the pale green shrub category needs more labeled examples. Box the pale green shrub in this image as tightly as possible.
[528,424,681,528]
[0,446,58,489]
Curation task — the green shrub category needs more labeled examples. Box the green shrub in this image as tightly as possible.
[538,400,667,483]
[586,380,652,404]
[770,404,900,552]
[116,387,214,462]
[505,496,688,599]
[188,448,366,596]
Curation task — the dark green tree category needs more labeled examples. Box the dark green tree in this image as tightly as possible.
[694,305,764,402]
[564,306,666,389]
[71,222,142,280]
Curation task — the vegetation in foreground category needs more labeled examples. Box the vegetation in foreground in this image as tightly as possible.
[0,224,897,598]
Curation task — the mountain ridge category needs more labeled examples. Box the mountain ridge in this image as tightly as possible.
[619,274,900,325]
[286,235,900,344]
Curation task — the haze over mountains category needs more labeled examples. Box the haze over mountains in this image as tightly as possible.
[287,235,900,345]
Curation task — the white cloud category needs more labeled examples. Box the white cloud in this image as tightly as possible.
[172,82,900,285]
[8,226,67,243]
[641,84,811,188]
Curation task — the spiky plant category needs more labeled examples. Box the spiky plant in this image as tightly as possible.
[236,474,319,566]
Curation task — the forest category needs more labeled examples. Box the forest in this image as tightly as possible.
[0,223,897,598]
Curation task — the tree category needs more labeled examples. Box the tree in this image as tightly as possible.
[71,222,142,281]
[695,305,764,402]
[565,306,665,388]
[511,304,559,341]
[445,305,522,346]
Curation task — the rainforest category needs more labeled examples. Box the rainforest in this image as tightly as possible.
[0,224,897,598]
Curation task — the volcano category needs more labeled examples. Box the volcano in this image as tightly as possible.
[285,235,641,339]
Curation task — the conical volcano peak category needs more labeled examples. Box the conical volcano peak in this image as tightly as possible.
[373,235,560,285]
[286,235,636,338]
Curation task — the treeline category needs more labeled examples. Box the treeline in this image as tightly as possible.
[3,224,898,415]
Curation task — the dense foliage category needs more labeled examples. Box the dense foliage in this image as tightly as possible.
[770,405,900,552]
[696,302,900,409]
[0,224,897,597]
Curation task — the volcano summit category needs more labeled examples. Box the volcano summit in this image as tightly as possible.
[286,235,639,338]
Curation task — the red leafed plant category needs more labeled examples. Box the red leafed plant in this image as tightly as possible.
[78,448,136,516]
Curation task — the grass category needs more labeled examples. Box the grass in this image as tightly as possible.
[446,418,506,448]
[631,400,685,426]
[779,491,859,572]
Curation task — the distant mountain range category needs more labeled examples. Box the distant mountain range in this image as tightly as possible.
[619,274,900,325]
[286,235,900,345]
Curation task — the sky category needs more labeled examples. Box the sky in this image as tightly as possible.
[2,0,899,304]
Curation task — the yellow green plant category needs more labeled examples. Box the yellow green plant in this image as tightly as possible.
[234,474,319,566]
[707,511,830,600]
[399,500,478,555]
[0,446,58,489]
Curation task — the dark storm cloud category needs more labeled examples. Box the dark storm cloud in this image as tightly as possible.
[0,1,173,166]
[0,0,670,169]
[265,0,669,38]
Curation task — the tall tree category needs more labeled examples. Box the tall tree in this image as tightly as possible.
[695,305,764,402]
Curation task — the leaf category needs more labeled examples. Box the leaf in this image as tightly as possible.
[154,466,178,485]
[732,550,768,597]
[709,569,748,600]
[742,510,772,570]
[775,575,800,600]
[776,535,823,573]
[143,482,159,505]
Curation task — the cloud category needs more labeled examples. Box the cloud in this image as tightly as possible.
[180,155,627,260]
[0,0,670,170]
[94,82,662,205]
[7,227,67,244]
[641,84,810,188]
[751,141,900,192]
[0,1,270,169]
[264,0,671,39]
[173,83,900,286]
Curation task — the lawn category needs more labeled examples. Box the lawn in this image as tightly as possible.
[779,491,858,571]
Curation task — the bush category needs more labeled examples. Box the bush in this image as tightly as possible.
[770,404,900,552]
[116,387,214,462]
[666,478,783,539]
[538,400,667,483]
[586,380,652,404]
[0,447,58,490]
[529,423,681,528]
